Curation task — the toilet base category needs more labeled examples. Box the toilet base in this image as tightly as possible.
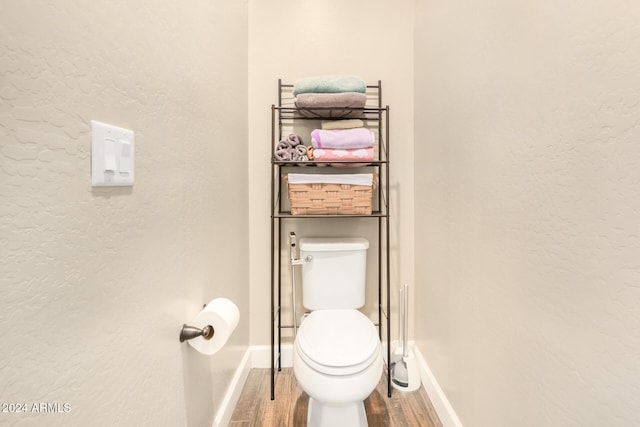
[307,397,368,427]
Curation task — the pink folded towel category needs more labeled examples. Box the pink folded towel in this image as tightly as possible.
[309,147,374,162]
[310,128,374,149]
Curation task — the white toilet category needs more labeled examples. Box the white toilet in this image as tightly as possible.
[293,237,383,427]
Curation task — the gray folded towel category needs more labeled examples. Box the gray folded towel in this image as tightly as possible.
[288,134,302,146]
[274,148,293,161]
[295,144,308,156]
[294,92,368,119]
[273,133,307,162]
[276,140,292,151]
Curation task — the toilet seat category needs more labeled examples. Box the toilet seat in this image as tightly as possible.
[296,309,380,376]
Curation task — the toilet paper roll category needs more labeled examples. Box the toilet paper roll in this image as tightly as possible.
[187,298,239,355]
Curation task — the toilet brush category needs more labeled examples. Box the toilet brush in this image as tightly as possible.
[392,284,421,392]
[391,285,409,387]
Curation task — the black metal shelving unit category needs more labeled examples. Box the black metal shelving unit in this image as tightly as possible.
[270,79,391,399]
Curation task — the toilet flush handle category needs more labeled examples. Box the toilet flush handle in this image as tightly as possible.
[289,232,313,265]
[291,255,312,266]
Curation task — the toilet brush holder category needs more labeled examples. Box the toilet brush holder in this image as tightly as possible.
[391,343,421,393]
[391,284,421,392]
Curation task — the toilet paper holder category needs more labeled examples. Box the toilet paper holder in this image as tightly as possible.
[179,324,215,342]
[179,298,239,354]
[180,302,216,343]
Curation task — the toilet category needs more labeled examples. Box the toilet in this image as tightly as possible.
[293,237,383,427]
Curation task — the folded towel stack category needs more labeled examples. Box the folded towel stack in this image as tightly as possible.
[308,127,375,165]
[274,133,309,162]
[294,75,367,119]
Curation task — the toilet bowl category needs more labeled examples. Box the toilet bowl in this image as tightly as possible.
[293,309,383,427]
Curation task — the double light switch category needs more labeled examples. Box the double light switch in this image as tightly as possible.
[91,120,134,187]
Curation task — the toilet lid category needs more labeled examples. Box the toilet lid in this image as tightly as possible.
[296,309,380,376]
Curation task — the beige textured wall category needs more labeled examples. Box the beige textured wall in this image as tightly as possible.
[247,0,415,346]
[0,1,248,426]
[414,0,640,425]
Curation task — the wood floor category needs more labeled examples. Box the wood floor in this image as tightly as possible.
[229,368,442,427]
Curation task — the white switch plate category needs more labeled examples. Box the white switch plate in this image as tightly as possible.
[91,120,134,187]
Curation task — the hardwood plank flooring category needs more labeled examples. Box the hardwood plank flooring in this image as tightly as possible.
[229,368,442,427]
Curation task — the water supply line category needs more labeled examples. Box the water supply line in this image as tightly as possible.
[289,232,313,337]
[289,232,299,337]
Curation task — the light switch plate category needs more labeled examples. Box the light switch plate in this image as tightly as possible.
[91,120,134,187]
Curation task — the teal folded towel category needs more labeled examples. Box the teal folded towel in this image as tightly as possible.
[293,75,366,96]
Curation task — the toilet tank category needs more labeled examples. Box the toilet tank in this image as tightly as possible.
[299,237,369,310]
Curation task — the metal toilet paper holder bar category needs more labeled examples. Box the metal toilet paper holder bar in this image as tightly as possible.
[180,303,215,342]
[180,324,215,342]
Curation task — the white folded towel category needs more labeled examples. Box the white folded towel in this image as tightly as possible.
[287,173,373,187]
[321,119,365,130]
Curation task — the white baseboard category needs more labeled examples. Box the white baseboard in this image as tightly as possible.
[212,348,253,427]
[213,343,462,427]
[412,345,464,427]
[211,344,293,427]
[249,343,294,368]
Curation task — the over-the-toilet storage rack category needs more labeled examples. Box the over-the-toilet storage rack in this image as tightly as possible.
[270,79,392,399]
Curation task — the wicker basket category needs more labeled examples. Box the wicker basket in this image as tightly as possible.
[284,174,377,215]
